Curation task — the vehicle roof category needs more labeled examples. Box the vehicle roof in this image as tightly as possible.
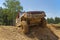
[26,11,45,14]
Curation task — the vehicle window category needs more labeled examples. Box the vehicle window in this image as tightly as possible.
[32,14,41,18]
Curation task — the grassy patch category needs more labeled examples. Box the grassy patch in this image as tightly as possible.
[52,24,60,30]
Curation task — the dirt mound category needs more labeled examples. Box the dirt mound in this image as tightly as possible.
[48,24,60,39]
[0,25,59,40]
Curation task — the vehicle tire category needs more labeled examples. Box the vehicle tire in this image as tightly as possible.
[21,21,29,34]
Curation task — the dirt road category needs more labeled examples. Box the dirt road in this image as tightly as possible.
[0,24,60,40]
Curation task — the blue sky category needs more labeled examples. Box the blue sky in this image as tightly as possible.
[0,0,60,18]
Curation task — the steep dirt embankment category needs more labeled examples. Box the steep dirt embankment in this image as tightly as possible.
[48,24,60,39]
[0,25,59,40]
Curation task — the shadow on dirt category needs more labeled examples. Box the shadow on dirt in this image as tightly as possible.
[25,26,59,40]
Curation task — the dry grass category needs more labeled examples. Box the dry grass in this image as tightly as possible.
[0,24,60,40]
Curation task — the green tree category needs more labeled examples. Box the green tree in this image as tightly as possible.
[50,18,55,23]
[47,18,55,24]
[0,7,3,25]
[3,0,23,25]
[55,17,60,24]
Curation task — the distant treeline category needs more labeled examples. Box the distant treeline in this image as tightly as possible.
[47,17,60,24]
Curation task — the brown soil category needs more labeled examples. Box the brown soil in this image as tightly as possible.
[0,24,60,40]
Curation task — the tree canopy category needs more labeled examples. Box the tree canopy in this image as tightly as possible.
[47,17,60,24]
[0,0,23,25]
